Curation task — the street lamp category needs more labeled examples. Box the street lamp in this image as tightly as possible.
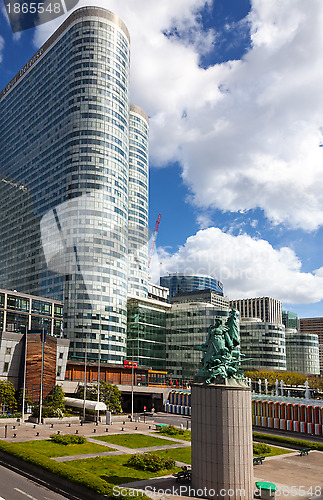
[131,341,134,420]
[39,328,45,425]
[83,330,88,422]
[97,331,101,423]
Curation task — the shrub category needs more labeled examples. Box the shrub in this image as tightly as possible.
[0,439,150,500]
[253,442,271,455]
[0,381,17,414]
[126,452,175,472]
[253,432,323,451]
[50,434,86,445]
[158,425,184,436]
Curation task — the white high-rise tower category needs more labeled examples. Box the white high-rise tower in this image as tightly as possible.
[0,7,149,364]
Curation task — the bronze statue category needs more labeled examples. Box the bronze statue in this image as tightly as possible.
[196,308,245,384]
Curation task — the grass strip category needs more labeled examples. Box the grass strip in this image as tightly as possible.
[68,453,180,485]
[93,433,177,448]
[253,432,323,451]
[155,429,191,441]
[154,447,191,464]
[0,439,150,499]
[11,439,113,457]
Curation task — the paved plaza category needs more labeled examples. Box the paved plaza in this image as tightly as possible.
[0,419,322,499]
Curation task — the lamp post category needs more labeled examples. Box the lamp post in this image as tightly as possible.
[97,331,101,423]
[39,328,45,425]
[21,326,27,423]
[83,331,88,422]
[131,341,134,420]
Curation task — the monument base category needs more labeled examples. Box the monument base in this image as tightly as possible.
[191,381,253,500]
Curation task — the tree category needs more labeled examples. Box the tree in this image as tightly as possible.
[77,382,122,413]
[99,382,122,414]
[0,381,17,414]
[32,385,65,418]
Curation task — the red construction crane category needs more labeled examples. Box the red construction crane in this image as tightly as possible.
[148,214,162,269]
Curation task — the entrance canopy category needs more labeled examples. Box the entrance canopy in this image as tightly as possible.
[64,397,107,412]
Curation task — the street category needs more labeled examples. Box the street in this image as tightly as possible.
[137,412,191,428]
[0,464,71,500]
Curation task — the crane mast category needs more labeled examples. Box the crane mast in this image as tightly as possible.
[148,214,162,269]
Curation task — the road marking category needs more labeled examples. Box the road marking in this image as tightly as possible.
[14,488,38,500]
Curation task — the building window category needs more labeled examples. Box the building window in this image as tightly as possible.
[57,366,62,377]
[3,362,9,373]
[59,352,64,359]
[5,347,11,355]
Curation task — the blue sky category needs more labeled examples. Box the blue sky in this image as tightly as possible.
[1,0,323,318]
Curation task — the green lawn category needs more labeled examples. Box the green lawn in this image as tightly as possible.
[155,447,191,465]
[155,430,191,441]
[69,454,179,485]
[12,439,113,457]
[150,443,289,466]
[93,433,177,449]
[253,444,293,457]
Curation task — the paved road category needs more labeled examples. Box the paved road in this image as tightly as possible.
[0,464,71,500]
[137,413,191,428]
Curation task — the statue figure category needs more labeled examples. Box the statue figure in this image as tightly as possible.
[226,307,240,347]
[265,378,268,395]
[275,379,279,397]
[196,308,246,384]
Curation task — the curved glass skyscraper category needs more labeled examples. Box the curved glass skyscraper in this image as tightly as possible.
[160,273,224,298]
[0,7,149,363]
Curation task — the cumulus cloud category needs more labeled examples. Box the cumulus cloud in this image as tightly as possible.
[152,227,323,304]
[32,0,323,230]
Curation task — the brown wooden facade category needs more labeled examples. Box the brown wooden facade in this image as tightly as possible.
[65,360,150,386]
[25,332,57,402]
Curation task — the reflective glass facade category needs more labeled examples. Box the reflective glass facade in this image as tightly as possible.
[285,328,320,375]
[128,105,149,298]
[0,288,63,336]
[0,8,149,364]
[160,274,223,298]
[166,302,230,381]
[282,310,299,330]
[239,319,286,371]
[127,298,170,370]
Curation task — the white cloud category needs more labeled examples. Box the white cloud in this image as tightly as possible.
[153,227,323,304]
[32,0,323,230]
[196,213,213,229]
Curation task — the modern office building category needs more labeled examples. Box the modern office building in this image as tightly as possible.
[239,318,286,371]
[285,328,320,375]
[0,7,149,364]
[147,283,170,303]
[126,295,171,371]
[171,289,230,309]
[0,288,63,337]
[0,289,68,389]
[300,317,323,375]
[282,311,299,330]
[160,273,223,298]
[231,297,282,324]
[166,301,230,382]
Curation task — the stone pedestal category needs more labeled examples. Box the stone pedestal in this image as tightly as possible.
[191,381,253,500]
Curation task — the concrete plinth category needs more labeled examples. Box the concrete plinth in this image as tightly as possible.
[191,382,253,500]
